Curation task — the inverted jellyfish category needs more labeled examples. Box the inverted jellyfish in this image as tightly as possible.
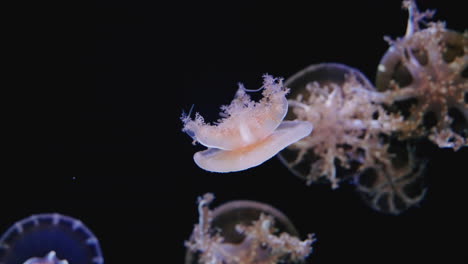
[181,75,313,172]
[185,193,314,264]
[0,213,104,264]
[376,0,467,150]
[278,63,398,188]
[278,63,428,215]
[277,0,465,215]
[359,0,467,213]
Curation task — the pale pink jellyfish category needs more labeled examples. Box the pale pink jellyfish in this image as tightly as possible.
[181,75,313,172]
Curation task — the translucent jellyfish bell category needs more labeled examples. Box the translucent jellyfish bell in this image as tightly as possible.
[278,63,378,187]
[353,142,428,215]
[0,213,104,264]
[182,75,313,173]
[283,63,374,107]
[185,194,314,264]
[277,63,428,214]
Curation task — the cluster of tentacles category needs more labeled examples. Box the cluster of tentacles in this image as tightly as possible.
[279,0,466,215]
[185,194,314,264]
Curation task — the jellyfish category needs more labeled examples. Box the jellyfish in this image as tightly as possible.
[352,142,428,215]
[0,213,104,264]
[185,193,314,264]
[277,62,428,215]
[376,0,467,150]
[278,63,398,189]
[181,75,313,173]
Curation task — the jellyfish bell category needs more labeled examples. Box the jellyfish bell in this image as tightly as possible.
[277,63,379,187]
[284,63,374,106]
[185,194,314,264]
[353,142,428,215]
[182,75,313,172]
[207,200,300,243]
[194,120,313,173]
[0,213,104,264]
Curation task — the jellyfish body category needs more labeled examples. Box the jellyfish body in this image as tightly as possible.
[278,63,392,188]
[185,193,314,264]
[375,0,467,150]
[277,62,429,215]
[182,75,313,172]
[0,213,104,264]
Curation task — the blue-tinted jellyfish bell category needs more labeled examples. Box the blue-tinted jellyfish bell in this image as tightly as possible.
[181,75,313,173]
[185,194,314,264]
[0,213,104,264]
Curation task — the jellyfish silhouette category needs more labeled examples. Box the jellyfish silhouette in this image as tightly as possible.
[0,213,104,264]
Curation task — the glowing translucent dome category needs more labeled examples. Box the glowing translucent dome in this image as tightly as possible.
[0,213,104,264]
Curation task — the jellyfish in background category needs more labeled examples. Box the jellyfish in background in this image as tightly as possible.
[278,63,398,189]
[279,0,465,215]
[376,0,467,150]
[181,75,313,173]
[278,63,427,215]
[0,213,104,264]
[185,193,314,264]
[360,0,466,213]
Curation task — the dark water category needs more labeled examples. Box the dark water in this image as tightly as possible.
[3,1,466,263]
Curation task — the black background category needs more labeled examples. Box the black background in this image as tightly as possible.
[4,0,467,263]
